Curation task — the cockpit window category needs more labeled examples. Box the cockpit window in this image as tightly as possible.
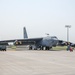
[43,36,58,40]
[51,36,58,40]
[51,36,57,38]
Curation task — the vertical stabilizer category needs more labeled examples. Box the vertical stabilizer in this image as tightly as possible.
[23,27,28,38]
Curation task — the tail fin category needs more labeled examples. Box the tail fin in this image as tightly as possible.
[23,27,28,38]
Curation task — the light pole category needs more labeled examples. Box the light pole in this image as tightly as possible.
[65,25,71,43]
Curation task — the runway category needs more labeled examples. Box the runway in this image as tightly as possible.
[0,49,75,75]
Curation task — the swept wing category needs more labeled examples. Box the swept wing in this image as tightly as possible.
[0,38,43,45]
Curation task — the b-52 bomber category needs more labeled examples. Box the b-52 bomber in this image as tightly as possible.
[0,27,58,50]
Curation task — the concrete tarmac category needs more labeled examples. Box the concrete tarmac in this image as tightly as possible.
[0,49,75,75]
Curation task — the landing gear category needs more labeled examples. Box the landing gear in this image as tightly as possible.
[40,46,52,50]
[29,45,37,50]
[29,45,52,50]
[45,46,49,50]
[34,48,37,50]
[29,45,32,50]
[39,46,44,50]
[0,49,6,51]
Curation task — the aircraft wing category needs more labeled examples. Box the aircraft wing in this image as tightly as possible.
[0,40,16,43]
[0,38,43,45]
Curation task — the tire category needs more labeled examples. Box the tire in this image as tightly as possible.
[5,49,6,51]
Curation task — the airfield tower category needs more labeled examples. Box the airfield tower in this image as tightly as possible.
[65,25,71,43]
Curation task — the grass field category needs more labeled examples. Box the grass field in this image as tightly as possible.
[52,46,67,51]
[10,45,74,51]
[53,46,75,51]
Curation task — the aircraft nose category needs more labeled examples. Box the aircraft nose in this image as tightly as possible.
[53,38,58,44]
[53,38,58,41]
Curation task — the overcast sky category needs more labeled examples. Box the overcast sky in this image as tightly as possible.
[0,0,75,43]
